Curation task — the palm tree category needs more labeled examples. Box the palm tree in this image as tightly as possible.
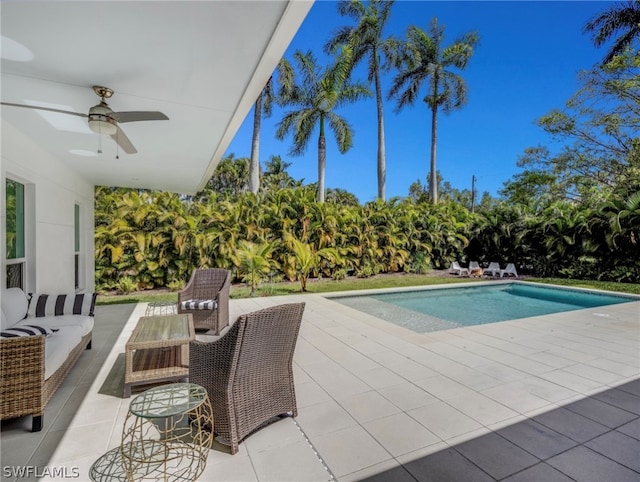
[262,155,297,190]
[389,18,479,204]
[276,48,371,202]
[284,233,341,291]
[326,0,397,200]
[584,0,640,64]
[232,240,278,295]
[249,60,292,194]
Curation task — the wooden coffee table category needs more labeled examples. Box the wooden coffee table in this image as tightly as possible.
[123,313,194,398]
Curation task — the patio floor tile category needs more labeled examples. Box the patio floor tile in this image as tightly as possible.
[413,374,477,400]
[377,382,438,411]
[618,418,640,440]
[248,437,331,482]
[531,407,610,443]
[354,365,406,389]
[295,380,332,408]
[363,412,440,457]
[311,425,391,478]
[547,445,640,482]
[401,446,495,482]
[480,382,553,414]
[337,390,401,424]
[616,378,640,397]
[295,399,357,438]
[584,430,640,472]
[337,458,416,482]
[408,401,483,440]
[501,462,576,482]
[538,369,606,394]
[592,387,640,415]
[562,396,638,428]
[455,432,540,480]
[243,417,306,454]
[495,418,578,459]
[199,453,258,482]
[445,391,519,426]
[513,377,580,403]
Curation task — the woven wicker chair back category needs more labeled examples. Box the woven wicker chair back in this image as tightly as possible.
[189,302,305,454]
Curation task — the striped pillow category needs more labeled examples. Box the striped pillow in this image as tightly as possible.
[1,325,58,338]
[28,293,97,318]
[180,299,216,310]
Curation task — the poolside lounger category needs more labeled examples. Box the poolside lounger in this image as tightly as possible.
[484,262,501,276]
[469,261,483,277]
[500,263,518,278]
[449,261,470,276]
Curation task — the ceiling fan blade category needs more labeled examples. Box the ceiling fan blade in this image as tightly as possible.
[1,101,87,118]
[111,125,137,154]
[112,111,169,123]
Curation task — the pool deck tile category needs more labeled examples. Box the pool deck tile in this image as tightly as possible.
[2,282,639,482]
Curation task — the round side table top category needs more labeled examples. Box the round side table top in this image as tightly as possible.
[129,383,208,419]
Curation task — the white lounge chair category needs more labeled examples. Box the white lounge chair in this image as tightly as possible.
[469,261,483,277]
[500,263,518,278]
[484,262,501,277]
[449,261,469,276]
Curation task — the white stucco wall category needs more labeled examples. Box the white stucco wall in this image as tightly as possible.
[1,120,95,294]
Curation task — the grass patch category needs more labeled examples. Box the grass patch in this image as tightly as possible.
[97,291,178,305]
[96,272,482,305]
[96,274,639,306]
[528,278,640,295]
[232,273,485,298]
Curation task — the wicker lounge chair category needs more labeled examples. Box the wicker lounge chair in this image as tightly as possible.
[189,302,305,454]
[178,269,230,334]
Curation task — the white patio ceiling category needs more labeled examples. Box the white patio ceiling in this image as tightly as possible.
[1,1,312,194]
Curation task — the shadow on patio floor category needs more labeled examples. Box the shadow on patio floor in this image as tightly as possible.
[359,379,640,482]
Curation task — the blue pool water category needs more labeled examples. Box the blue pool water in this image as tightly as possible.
[332,283,635,333]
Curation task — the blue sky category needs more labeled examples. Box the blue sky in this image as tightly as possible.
[225,1,611,203]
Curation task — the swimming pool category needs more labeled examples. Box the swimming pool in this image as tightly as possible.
[331,282,636,333]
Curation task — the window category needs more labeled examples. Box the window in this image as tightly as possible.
[74,203,80,289]
[6,179,25,289]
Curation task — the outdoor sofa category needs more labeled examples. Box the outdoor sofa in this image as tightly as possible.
[0,288,96,432]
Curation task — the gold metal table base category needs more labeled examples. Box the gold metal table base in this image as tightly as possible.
[90,384,213,482]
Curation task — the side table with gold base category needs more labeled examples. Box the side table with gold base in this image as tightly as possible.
[90,383,213,482]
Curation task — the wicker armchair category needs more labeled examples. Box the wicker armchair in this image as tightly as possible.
[178,269,230,333]
[189,302,305,454]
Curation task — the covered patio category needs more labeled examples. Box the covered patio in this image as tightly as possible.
[3,284,639,481]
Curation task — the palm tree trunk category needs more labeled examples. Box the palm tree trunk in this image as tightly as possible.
[318,114,326,203]
[249,94,262,194]
[374,61,386,201]
[429,103,438,204]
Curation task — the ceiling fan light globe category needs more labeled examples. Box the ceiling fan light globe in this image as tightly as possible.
[88,117,117,135]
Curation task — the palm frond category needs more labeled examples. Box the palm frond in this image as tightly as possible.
[327,113,353,153]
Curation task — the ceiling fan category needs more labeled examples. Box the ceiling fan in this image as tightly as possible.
[0,85,169,154]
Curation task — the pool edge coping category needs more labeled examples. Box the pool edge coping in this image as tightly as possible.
[321,279,640,301]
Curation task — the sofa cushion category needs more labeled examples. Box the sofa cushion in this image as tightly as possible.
[44,326,83,380]
[28,293,97,318]
[17,315,94,338]
[0,324,58,338]
[1,309,8,331]
[1,287,29,327]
